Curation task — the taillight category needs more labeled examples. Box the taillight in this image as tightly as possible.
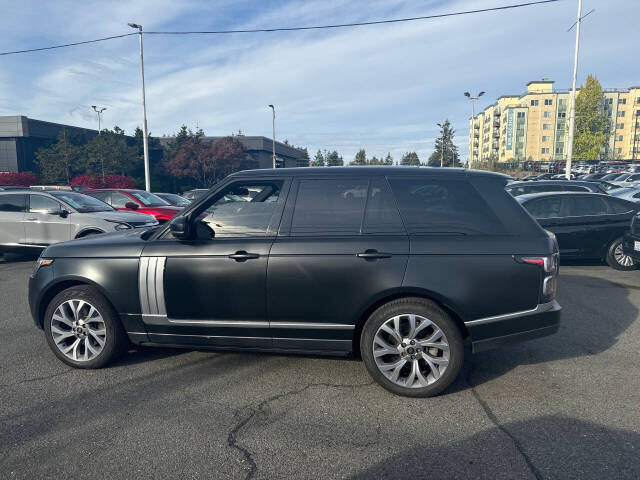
[515,253,559,303]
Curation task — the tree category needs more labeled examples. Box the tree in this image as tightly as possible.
[311,150,325,167]
[369,156,382,165]
[428,120,461,167]
[81,127,140,180]
[573,75,609,160]
[165,136,254,187]
[35,129,82,184]
[298,147,311,166]
[325,150,344,166]
[383,153,394,165]
[400,151,420,166]
[350,149,367,165]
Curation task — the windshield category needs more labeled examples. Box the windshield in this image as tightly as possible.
[159,193,190,207]
[50,191,114,212]
[130,191,171,207]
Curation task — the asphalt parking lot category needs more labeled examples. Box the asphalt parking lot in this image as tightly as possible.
[1,255,639,480]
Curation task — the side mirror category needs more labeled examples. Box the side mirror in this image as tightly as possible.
[125,202,139,210]
[59,209,69,218]
[169,216,191,240]
[195,220,215,240]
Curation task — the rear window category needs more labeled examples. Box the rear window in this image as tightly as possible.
[292,179,368,235]
[387,178,504,234]
[0,194,26,212]
[605,197,636,214]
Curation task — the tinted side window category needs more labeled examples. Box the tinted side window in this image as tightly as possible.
[88,192,110,204]
[363,178,404,234]
[0,194,26,212]
[524,197,562,219]
[606,197,635,214]
[111,192,132,208]
[292,179,367,235]
[387,178,504,234]
[29,195,61,213]
[565,196,608,216]
[197,181,282,237]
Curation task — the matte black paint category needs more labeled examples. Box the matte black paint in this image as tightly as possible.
[29,167,561,356]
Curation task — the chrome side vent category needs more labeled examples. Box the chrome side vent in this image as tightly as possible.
[139,257,167,317]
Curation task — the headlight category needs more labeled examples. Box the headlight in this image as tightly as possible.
[33,258,53,275]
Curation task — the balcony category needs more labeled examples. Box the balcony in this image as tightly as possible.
[493,130,500,138]
[473,123,480,130]
[494,107,501,115]
[474,131,479,138]
[473,141,479,147]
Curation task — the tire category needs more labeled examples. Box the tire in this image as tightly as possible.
[605,237,637,271]
[43,286,128,368]
[360,297,464,398]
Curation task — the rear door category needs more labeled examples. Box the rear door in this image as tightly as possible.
[560,195,614,258]
[25,194,71,245]
[267,176,409,352]
[0,194,27,246]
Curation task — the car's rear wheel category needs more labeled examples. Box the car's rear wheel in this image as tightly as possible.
[606,237,637,271]
[43,286,128,368]
[360,297,464,397]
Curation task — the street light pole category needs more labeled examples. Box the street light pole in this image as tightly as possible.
[464,91,485,168]
[268,105,276,168]
[128,23,150,191]
[565,0,583,180]
[91,105,106,134]
[437,122,444,167]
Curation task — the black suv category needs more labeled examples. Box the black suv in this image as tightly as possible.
[29,167,561,397]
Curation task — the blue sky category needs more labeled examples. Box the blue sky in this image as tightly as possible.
[1,0,638,163]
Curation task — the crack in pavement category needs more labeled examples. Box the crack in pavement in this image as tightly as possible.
[227,380,375,480]
[0,368,74,389]
[466,361,543,480]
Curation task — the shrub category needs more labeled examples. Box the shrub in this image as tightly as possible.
[0,172,40,186]
[71,174,136,189]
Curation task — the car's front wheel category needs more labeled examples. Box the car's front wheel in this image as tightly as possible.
[43,286,128,368]
[606,237,637,271]
[360,297,464,397]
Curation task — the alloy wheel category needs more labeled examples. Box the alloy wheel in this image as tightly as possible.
[613,243,635,267]
[50,299,106,362]
[373,314,450,388]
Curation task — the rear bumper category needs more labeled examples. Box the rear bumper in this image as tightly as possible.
[622,232,640,262]
[465,300,561,353]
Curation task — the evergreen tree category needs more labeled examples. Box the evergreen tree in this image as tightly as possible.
[35,129,83,184]
[428,120,461,167]
[400,151,420,166]
[326,150,344,166]
[350,149,367,165]
[573,75,609,160]
[383,152,394,165]
[311,149,325,166]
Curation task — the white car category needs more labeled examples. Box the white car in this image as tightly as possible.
[0,190,158,255]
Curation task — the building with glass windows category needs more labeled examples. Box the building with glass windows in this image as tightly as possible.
[469,79,640,163]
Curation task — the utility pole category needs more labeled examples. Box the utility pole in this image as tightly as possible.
[91,105,106,134]
[128,23,151,191]
[464,91,485,168]
[268,105,276,168]
[437,122,445,167]
[565,0,583,179]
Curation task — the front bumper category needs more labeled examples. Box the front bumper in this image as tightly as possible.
[622,232,640,262]
[465,300,561,353]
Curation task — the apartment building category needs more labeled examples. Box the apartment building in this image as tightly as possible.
[469,79,640,163]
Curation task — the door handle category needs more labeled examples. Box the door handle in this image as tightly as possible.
[357,250,392,259]
[228,251,260,261]
[26,217,37,221]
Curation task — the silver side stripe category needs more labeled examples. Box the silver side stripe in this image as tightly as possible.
[465,300,558,326]
[139,257,167,316]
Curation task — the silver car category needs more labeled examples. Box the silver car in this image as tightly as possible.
[609,186,640,203]
[0,190,158,255]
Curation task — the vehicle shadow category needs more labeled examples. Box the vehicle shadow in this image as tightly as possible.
[447,271,638,394]
[348,415,640,479]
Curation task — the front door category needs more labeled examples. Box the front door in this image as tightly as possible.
[141,178,289,348]
[267,177,409,352]
[0,194,27,247]
[25,194,71,245]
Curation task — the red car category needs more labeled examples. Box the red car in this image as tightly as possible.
[84,189,182,223]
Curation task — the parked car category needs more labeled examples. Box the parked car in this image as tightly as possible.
[182,189,208,201]
[597,181,624,192]
[0,186,29,191]
[534,173,555,181]
[0,190,157,256]
[506,180,605,197]
[84,189,182,223]
[29,167,561,397]
[612,173,640,185]
[608,186,640,203]
[517,192,639,270]
[579,173,608,181]
[153,192,191,207]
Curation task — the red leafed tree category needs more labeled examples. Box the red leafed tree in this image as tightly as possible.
[71,174,136,189]
[0,172,40,186]
[164,136,255,187]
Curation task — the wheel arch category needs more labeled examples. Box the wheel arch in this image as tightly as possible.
[351,288,469,357]
[36,276,117,328]
[75,228,105,239]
